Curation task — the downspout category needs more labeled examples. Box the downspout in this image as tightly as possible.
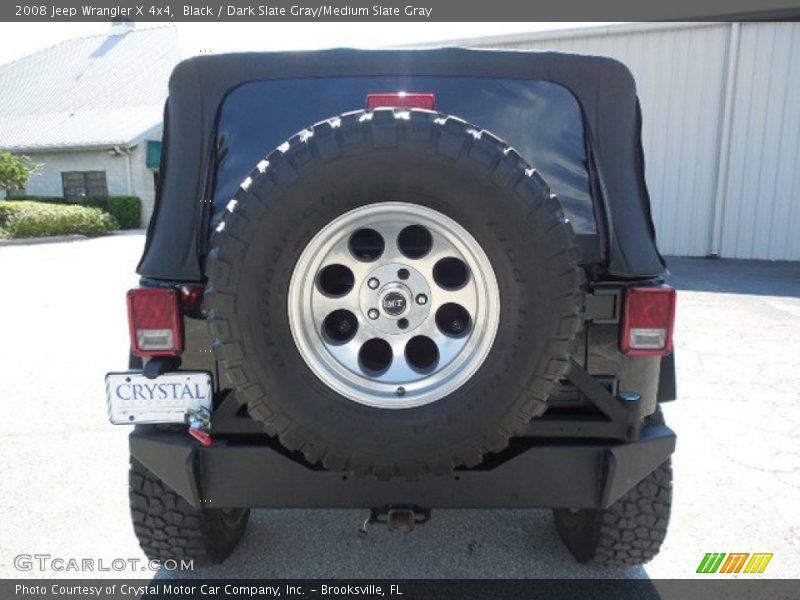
[709,22,741,257]
[125,150,133,196]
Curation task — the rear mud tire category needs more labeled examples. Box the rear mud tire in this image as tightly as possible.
[129,459,249,565]
[553,411,672,566]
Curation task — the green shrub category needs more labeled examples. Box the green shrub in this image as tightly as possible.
[84,195,141,229]
[5,195,67,204]
[3,194,142,229]
[0,201,118,238]
[82,195,107,209]
[107,196,141,228]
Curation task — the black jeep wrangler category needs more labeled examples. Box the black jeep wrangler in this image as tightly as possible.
[107,48,677,568]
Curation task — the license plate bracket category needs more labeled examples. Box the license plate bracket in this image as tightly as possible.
[105,371,212,425]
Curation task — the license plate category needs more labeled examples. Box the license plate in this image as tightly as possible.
[106,371,212,425]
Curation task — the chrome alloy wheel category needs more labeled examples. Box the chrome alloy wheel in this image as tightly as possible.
[288,202,500,409]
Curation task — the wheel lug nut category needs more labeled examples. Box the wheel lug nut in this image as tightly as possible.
[451,320,465,333]
[368,308,379,320]
[416,294,428,305]
[367,278,380,289]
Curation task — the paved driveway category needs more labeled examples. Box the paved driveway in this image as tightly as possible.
[0,235,798,580]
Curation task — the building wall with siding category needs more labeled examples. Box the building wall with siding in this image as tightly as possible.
[469,22,800,260]
[4,140,159,227]
[22,149,129,198]
[719,22,800,260]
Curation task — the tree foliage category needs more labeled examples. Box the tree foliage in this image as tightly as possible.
[0,151,37,191]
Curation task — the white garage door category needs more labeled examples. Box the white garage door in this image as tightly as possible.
[480,22,800,260]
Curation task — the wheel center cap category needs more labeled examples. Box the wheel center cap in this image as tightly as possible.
[381,291,408,317]
[359,263,431,335]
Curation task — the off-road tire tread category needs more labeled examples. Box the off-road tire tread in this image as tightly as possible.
[553,411,672,566]
[128,459,249,565]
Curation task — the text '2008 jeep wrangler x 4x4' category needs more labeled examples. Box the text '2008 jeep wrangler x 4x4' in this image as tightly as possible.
[106,48,677,567]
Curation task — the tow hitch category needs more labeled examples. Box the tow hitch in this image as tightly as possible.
[361,505,432,534]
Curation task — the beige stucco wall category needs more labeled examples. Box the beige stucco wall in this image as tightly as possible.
[2,140,159,227]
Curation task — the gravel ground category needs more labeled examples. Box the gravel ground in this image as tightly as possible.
[0,235,798,580]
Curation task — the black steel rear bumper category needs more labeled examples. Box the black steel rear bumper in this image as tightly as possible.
[129,424,675,511]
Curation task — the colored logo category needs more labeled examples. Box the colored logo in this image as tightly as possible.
[696,553,773,574]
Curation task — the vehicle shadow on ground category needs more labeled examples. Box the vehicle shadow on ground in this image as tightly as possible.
[665,256,800,297]
[154,508,650,580]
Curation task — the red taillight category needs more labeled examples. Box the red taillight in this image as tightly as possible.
[365,92,436,110]
[127,288,183,357]
[620,287,676,356]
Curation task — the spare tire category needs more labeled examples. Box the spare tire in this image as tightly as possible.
[204,108,585,478]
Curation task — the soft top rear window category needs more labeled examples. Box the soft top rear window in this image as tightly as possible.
[213,76,596,234]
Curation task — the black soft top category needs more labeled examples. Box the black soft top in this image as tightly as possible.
[137,48,665,281]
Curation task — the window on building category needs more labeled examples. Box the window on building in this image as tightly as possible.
[146,141,162,169]
[61,171,108,202]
